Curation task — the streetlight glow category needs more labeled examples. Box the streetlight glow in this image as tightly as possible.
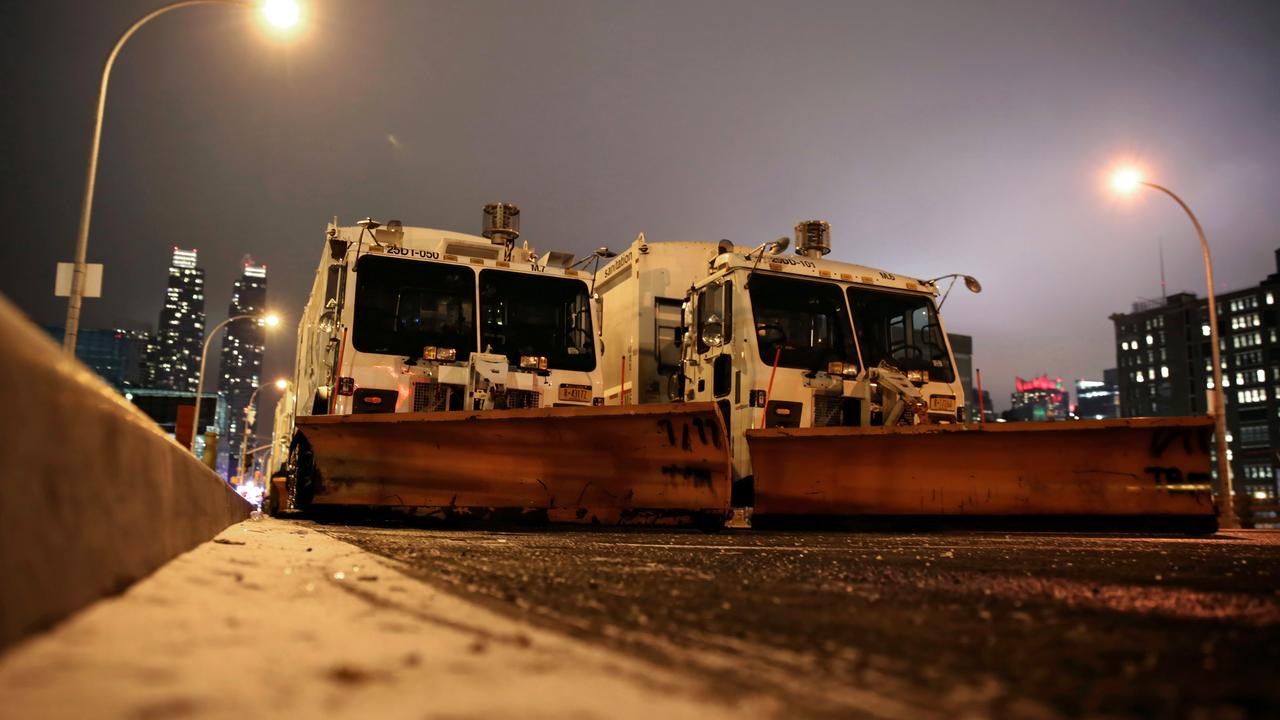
[61,0,305,356]
[262,0,300,29]
[192,311,283,457]
[1101,165,1237,527]
[274,378,289,390]
[1111,167,1143,194]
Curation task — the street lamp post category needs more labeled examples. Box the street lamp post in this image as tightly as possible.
[62,0,300,355]
[191,312,279,457]
[1111,169,1236,528]
[238,378,288,480]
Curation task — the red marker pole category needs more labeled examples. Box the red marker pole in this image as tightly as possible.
[976,367,986,426]
[757,347,782,430]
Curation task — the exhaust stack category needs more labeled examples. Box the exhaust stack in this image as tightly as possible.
[794,220,831,259]
[482,203,521,246]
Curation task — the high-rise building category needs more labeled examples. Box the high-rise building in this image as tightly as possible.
[1005,375,1070,421]
[947,333,975,421]
[150,247,206,393]
[217,257,269,473]
[43,326,152,390]
[1109,248,1280,500]
[1075,369,1120,420]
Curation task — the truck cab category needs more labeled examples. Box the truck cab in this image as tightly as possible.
[595,221,965,499]
[290,205,601,430]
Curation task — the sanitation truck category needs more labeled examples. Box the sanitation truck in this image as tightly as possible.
[596,222,1219,531]
[270,205,730,524]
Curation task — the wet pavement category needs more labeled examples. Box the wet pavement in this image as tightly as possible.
[319,523,1280,718]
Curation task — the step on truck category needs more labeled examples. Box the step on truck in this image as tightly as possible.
[595,221,1218,531]
[271,205,730,525]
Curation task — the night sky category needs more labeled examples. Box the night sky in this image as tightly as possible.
[3,0,1278,411]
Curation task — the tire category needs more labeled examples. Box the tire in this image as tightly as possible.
[694,511,727,534]
[286,434,317,512]
[265,480,280,516]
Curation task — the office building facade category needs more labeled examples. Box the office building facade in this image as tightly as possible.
[1110,249,1280,499]
[149,247,206,393]
[1005,375,1070,422]
[217,258,269,473]
[1075,368,1120,420]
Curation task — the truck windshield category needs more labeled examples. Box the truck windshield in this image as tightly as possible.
[846,287,954,382]
[352,255,477,358]
[748,274,857,371]
[479,270,595,372]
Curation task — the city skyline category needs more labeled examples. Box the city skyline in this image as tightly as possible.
[2,1,1278,411]
[216,257,269,474]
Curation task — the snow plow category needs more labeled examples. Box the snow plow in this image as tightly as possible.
[747,417,1216,532]
[291,403,729,524]
[594,221,1219,531]
[269,206,729,525]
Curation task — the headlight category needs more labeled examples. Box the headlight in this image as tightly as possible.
[827,361,858,376]
[700,314,725,348]
[519,355,548,371]
[422,346,457,362]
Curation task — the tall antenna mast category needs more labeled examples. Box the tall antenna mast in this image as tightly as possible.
[1158,238,1167,299]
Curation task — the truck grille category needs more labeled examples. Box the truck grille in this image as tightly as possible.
[413,382,456,412]
[497,389,541,409]
[813,394,844,427]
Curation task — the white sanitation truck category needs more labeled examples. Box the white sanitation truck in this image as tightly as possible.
[270,204,729,525]
[595,221,967,505]
[597,221,1218,531]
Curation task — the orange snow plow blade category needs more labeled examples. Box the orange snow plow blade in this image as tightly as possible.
[747,417,1218,532]
[295,403,730,525]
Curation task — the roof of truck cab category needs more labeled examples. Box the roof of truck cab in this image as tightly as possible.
[326,223,592,281]
[600,237,938,296]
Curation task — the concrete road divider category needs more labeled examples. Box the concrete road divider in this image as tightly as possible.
[0,294,251,650]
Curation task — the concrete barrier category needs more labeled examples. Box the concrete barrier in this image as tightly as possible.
[0,294,252,650]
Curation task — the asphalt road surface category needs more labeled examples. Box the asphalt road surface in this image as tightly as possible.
[318,522,1280,719]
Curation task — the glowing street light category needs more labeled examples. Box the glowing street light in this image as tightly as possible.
[61,1,303,355]
[262,0,301,28]
[1108,166,1235,527]
[238,376,290,480]
[191,311,281,461]
[1111,167,1143,194]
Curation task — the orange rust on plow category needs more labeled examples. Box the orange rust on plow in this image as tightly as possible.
[295,402,730,525]
[747,417,1218,532]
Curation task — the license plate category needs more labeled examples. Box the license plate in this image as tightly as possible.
[558,384,592,403]
[928,395,956,412]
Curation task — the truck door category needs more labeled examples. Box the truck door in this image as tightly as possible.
[690,279,734,433]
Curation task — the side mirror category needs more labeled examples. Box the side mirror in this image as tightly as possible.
[756,325,786,347]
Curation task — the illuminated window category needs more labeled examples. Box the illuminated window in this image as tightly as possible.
[1202,324,1211,337]
[1161,366,1169,378]
[1146,334,1154,345]
[1259,369,1268,383]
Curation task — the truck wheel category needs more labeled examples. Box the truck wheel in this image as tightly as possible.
[265,480,280,516]
[694,511,727,534]
[287,434,317,512]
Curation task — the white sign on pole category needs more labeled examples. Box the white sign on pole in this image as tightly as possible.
[55,263,103,298]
